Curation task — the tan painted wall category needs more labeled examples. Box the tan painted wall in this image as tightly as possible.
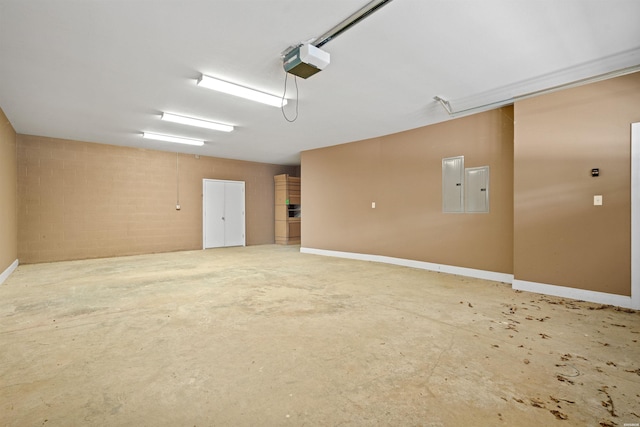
[0,107,18,273]
[514,72,640,296]
[17,135,296,264]
[301,107,514,274]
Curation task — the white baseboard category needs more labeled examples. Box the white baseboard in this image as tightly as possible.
[300,247,514,283]
[0,259,19,285]
[299,247,637,309]
[513,279,636,309]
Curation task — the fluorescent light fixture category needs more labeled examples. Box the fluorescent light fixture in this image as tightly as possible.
[142,132,204,146]
[161,112,233,132]
[197,74,287,107]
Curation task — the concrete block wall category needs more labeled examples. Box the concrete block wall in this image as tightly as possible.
[17,135,296,263]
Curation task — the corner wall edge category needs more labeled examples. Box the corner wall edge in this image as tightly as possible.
[0,259,19,285]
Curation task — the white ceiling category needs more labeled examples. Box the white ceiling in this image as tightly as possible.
[1,0,639,165]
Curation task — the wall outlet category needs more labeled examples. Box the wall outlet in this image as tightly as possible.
[371,202,376,209]
[593,195,602,206]
[176,204,181,210]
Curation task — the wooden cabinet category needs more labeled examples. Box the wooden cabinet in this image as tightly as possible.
[274,174,301,245]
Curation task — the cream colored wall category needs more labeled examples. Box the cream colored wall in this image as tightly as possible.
[302,73,640,297]
[301,107,514,274]
[0,107,18,274]
[513,72,640,296]
[17,135,296,264]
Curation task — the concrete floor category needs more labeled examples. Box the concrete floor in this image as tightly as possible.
[1,245,638,427]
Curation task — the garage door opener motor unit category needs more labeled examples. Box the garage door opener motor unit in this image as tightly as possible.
[283,44,330,79]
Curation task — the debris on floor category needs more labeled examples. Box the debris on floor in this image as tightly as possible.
[556,375,575,385]
[598,386,617,418]
[550,409,568,420]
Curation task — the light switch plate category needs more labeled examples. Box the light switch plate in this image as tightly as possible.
[371,202,376,209]
[594,195,603,206]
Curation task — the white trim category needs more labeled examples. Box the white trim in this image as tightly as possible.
[443,48,640,116]
[300,247,514,283]
[299,247,636,309]
[631,122,640,309]
[0,259,19,285]
[513,279,634,309]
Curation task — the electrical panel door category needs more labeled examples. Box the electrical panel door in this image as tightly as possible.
[442,156,464,213]
[465,166,489,213]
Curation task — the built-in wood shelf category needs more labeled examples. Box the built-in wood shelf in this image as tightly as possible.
[274,174,301,245]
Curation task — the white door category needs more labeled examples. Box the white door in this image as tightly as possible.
[203,180,226,248]
[203,179,245,249]
[223,181,245,247]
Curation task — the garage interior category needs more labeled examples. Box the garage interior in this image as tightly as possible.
[1,1,640,426]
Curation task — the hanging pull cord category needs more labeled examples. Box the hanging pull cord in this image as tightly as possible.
[281,71,299,123]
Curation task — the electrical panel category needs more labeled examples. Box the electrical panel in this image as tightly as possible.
[465,166,490,213]
[442,156,464,213]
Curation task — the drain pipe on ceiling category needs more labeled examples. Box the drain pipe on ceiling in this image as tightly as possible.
[434,63,640,117]
[312,0,394,48]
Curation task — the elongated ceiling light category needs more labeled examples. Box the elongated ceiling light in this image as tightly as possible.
[197,74,286,107]
[161,112,234,132]
[142,132,204,146]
